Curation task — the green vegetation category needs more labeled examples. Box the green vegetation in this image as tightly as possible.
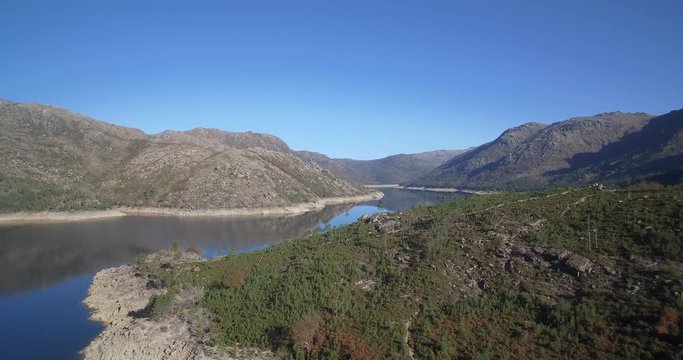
[147,185,681,358]
[146,288,178,319]
[0,174,112,212]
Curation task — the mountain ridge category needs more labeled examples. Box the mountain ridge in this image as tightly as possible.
[407,110,682,190]
[298,149,469,185]
[0,100,372,213]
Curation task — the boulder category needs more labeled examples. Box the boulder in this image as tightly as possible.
[561,254,593,277]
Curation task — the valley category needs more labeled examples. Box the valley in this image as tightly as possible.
[86,184,683,358]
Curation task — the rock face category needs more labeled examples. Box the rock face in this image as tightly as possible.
[82,251,273,360]
[361,213,401,233]
[562,254,594,277]
[407,110,683,190]
[0,100,370,212]
[533,246,594,278]
[298,149,468,185]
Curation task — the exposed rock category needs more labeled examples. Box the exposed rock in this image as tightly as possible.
[510,245,594,278]
[542,248,571,262]
[365,213,401,233]
[354,279,377,291]
[82,251,274,360]
[561,254,594,277]
[394,253,412,268]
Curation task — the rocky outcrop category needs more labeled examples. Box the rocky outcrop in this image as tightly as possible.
[361,213,401,233]
[561,253,594,277]
[82,251,273,360]
[533,246,594,278]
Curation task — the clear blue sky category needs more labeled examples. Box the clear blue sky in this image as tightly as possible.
[1,0,681,160]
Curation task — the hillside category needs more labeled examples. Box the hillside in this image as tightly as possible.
[0,100,370,212]
[298,149,467,185]
[110,184,683,359]
[408,111,683,190]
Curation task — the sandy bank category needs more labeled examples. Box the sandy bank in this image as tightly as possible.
[0,192,383,224]
[364,184,497,195]
[364,184,401,188]
[0,209,127,224]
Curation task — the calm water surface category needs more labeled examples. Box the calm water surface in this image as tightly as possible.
[0,188,465,359]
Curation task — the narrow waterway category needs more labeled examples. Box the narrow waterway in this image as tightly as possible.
[0,188,466,359]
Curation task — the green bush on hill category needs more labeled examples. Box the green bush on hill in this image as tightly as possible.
[0,174,112,212]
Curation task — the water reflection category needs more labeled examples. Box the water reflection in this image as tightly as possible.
[0,203,355,296]
[374,187,467,212]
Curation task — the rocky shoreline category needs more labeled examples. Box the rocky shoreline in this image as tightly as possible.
[0,192,383,224]
[82,251,274,360]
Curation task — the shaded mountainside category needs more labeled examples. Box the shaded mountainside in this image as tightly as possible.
[298,149,467,185]
[0,100,368,212]
[127,185,683,358]
[408,111,683,190]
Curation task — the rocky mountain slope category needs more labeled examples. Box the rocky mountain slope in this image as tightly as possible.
[298,149,467,185]
[0,100,370,212]
[408,110,683,190]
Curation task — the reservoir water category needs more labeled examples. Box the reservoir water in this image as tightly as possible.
[0,188,465,359]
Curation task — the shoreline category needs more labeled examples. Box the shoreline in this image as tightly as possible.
[81,251,273,359]
[0,209,128,223]
[364,184,498,195]
[0,192,383,224]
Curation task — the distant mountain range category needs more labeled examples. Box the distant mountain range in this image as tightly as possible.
[406,110,683,190]
[2,99,681,213]
[297,149,467,185]
[0,100,369,212]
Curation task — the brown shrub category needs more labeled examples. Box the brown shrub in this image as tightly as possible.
[655,307,679,336]
[627,181,663,190]
[290,312,322,350]
[223,270,249,289]
[335,328,377,359]
[303,325,378,359]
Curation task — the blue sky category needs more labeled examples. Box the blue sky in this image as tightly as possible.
[1,1,681,160]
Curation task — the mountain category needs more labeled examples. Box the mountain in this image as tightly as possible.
[152,128,291,152]
[408,110,683,190]
[298,149,467,185]
[0,100,370,212]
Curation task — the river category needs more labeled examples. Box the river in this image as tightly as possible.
[0,188,466,359]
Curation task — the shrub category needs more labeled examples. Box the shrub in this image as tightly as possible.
[290,311,322,352]
[223,270,250,289]
[655,307,680,336]
[147,288,178,319]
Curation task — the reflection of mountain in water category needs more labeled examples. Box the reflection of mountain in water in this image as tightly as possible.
[0,204,354,296]
[371,188,468,212]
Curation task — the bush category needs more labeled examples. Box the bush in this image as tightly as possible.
[146,288,178,319]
